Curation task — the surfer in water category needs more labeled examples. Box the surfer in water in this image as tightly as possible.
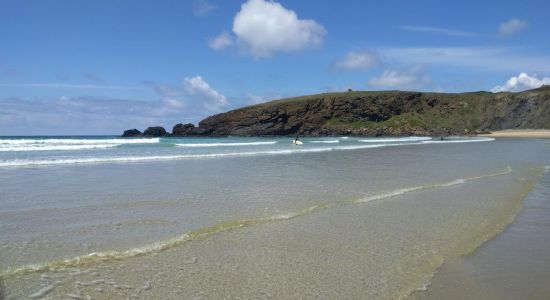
[292,136,302,145]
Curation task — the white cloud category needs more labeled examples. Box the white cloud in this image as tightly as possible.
[183,76,228,112]
[491,72,550,92]
[163,98,185,109]
[498,19,528,37]
[148,76,228,113]
[368,67,431,90]
[0,76,230,135]
[400,25,475,37]
[232,0,326,58]
[381,46,550,73]
[334,51,378,70]
[208,32,233,50]
[193,0,217,17]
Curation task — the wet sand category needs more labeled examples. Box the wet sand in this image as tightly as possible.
[412,167,550,300]
[480,129,550,138]
[2,138,549,299]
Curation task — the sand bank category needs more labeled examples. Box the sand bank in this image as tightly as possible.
[479,129,550,138]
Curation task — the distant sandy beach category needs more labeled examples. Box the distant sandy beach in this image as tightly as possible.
[480,129,550,138]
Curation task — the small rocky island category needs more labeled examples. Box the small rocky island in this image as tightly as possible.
[123,86,550,137]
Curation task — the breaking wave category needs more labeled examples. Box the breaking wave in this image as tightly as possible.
[0,144,119,152]
[0,138,160,152]
[176,141,277,147]
[0,138,496,168]
[359,137,432,143]
[421,137,495,144]
[309,140,340,144]
[0,138,160,145]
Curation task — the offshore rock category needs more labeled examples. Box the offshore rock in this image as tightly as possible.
[122,128,142,137]
[143,126,168,137]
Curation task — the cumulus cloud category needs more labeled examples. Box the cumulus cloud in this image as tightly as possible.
[334,51,378,71]
[183,76,228,112]
[193,0,217,17]
[146,75,228,114]
[498,19,528,37]
[368,67,431,90]
[232,0,326,58]
[0,76,230,135]
[491,72,550,93]
[208,32,233,50]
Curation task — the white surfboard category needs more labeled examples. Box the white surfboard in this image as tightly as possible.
[291,140,303,145]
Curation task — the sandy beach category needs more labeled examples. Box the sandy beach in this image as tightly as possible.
[480,129,550,138]
[2,137,550,299]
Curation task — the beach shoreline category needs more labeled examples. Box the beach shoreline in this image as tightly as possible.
[411,165,550,300]
[479,129,550,138]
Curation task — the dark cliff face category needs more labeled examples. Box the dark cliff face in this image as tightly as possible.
[195,87,550,136]
[122,86,550,137]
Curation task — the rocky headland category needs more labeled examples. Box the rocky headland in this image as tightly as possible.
[122,86,550,137]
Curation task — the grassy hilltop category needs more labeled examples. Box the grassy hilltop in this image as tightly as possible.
[193,86,550,136]
[124,86,550,137]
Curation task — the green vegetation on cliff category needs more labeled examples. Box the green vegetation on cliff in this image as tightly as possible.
[124,86,550,137]
[192,86,550,136]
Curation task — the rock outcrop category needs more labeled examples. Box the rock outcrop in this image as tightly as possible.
[143,126,168,137]
[122,87,550,137]
[172,123,206,136]
[122,128,142,137]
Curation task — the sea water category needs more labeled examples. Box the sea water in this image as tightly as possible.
[0,136,549,299]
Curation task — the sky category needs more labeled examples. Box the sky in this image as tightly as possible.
[1,0,549,135]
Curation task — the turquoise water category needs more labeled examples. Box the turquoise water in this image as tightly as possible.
[0,135,489,167]
[1,136,549,299]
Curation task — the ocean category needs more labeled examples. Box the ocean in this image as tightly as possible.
[0,136,549,299]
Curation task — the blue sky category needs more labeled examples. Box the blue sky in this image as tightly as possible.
[1,0,549,135]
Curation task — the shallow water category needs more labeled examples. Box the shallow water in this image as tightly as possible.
[412,164,550,300]
[1,136,549,299]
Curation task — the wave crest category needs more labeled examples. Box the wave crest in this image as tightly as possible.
[176,141,277,147]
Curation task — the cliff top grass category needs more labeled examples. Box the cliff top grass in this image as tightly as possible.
[243,89,506,111]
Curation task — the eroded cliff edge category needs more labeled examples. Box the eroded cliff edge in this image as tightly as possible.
[123,86,550,137]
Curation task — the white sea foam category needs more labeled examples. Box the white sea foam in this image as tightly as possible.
[335,144,395,150]
[421,137,495,144]
[0,148,334,167]
[0,138,160,145]
[358,166,511,203]
[0,144,119,152]
[309,140,340,144]
[0,138,496,168]
[176,141,277,147]
[358,136,432,143]
[0,138,159,152]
